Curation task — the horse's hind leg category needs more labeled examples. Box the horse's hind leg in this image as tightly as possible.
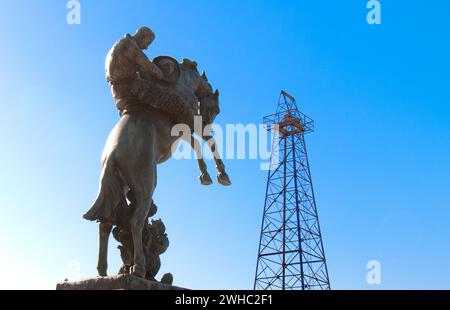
[97,222,112,276]
[130,195,153,277]
[129,165,157,278]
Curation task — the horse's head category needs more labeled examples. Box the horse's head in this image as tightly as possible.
[179,62,220,132]
[198,89,220,130]
[194,68,220,130]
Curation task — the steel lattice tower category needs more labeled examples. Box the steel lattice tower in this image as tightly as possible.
[254,90,330,290]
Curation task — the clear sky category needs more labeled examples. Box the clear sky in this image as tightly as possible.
[0,1,449,290]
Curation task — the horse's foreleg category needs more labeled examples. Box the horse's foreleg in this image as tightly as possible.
[203,135,231,186]
[185,135,212,185]
[97,222,112,276]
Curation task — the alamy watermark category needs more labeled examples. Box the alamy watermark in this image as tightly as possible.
[67,0,81,25]
[170,116,280,171]
[367,0,381,25]
[366,259,381,285]
[66,2,382,26]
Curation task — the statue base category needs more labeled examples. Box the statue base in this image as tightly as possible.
[56,274,186,290]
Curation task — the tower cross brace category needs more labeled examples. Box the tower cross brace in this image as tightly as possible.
[254,90,330,290]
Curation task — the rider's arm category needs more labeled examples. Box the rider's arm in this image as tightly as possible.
[129,44,165,81]
[137,52,165,81]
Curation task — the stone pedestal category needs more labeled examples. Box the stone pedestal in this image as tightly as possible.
[56,274,186,290]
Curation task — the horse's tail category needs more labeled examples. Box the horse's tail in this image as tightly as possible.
[83,157,125,223]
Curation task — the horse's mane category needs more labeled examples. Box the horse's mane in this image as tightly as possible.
[181,58,199,72]
[180,58,213,95]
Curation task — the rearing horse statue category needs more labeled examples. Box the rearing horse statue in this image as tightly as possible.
[83,27,230,278]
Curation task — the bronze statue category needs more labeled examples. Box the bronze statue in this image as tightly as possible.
[83,26,230,279]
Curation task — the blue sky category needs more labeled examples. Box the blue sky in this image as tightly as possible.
[0,1,449,289]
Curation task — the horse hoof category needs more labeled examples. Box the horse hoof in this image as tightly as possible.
[130,264,146,278]
[217,172,231,186]
[97,266,107,277]
[161,273,174,285]
[199,172,213,185]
